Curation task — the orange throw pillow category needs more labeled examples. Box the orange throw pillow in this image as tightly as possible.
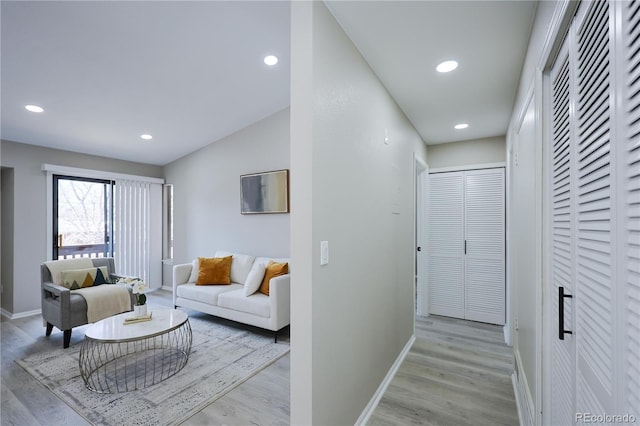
[258,260,289,295]
[196,256,232,285]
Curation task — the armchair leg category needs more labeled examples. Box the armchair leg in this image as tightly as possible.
[63,330,72,349]
[45,322,54,336]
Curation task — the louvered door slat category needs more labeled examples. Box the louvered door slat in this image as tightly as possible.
[575,0,616,413]
[428,172,465,319]
[464,169,505,325]
[622,0,640,416]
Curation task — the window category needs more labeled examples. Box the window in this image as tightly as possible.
[53,175,113,259]
[46,165,162,284]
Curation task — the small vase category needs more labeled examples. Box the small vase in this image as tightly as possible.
[134,304,147,317]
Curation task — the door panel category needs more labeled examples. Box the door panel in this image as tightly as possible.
[550,36,575,425]
[428,172,465,319]
[464,168,505,324]
[575,0,615,414]
[427,169,505,324]
[622,0,640,415]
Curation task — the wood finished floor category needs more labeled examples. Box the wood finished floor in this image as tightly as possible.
[1,290,290,426]
[369,315,518,426]
[2,291,516,426]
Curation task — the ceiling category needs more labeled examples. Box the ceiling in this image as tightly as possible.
[1,1,537,166]
[326,0,538,145]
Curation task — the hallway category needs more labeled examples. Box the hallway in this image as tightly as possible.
[370,315,518,426]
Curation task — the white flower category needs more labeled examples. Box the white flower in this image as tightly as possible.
[132,280,148,294]
[117,277,148,305]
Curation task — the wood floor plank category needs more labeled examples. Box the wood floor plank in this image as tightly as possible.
[369,315,518,426]
[1,289,290,426]
[3,293,516,426]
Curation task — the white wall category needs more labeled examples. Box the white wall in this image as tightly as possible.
[290,2,428,424]
[163,108,290,263]
[426,136,505,169]
[506,1,559,424]
[0,140,164,316]
[509,92,539,425]
[1,168,15,314]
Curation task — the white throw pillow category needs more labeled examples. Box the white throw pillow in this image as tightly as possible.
[244,262,266,296]
[215,251,256,284]
[188,259,199,283]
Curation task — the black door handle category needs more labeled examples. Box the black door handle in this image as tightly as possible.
[559,286,573,340]
[417,247,421,252]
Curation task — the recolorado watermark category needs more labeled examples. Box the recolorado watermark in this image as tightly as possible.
[576,413,637,423]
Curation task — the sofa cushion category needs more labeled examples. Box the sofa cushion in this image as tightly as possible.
[196,256,232,285]
[259,261,289,296]
[244,262,266,296]
[61,267,110,290]
[177,283,242,305]
[218,289,270,318]
[215,251,256,284]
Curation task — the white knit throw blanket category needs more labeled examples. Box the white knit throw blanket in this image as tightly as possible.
[73,285,131,323]
[45,258,93,285]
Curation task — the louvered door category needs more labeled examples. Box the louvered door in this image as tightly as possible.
[546,0,640,421]
[427,169,505,325]
[428,172,465,319]
[574,0,616,414]
[621,0,640,417]
[464,169,505,324]
[549,35,575,426]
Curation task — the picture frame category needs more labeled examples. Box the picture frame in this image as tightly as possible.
[240,169,289,214]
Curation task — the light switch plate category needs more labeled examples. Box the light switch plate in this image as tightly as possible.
[320,241,329,265]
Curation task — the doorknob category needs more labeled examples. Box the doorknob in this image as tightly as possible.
[417,246,422,252]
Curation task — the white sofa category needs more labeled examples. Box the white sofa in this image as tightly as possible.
[173,251,290,340]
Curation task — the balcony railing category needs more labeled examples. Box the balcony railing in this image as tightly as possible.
[57,244,109,260]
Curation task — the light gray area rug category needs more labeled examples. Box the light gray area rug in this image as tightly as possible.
[16,315,289,426]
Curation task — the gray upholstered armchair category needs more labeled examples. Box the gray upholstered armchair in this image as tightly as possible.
[41,257,134,348]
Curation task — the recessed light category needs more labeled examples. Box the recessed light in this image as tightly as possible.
[436,60,458,73]
[25,104,44,113]
[454,123,469,130]
[140,134,153,140]
[264,55,278,66]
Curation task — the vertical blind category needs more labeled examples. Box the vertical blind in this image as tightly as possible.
[114,179,151,283]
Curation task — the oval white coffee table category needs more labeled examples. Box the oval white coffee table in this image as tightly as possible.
[79,308,192,393]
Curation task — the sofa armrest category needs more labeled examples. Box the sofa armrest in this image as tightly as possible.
[42,281,71,311]
[269,274,290,330]
[43,281,68,297]
[173,263,193,305]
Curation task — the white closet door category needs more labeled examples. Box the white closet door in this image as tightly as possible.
[464,169,505,324]
[574,0,616,414]
[549,35,576,426]
[428,172,465,319]
[621,0,640,416]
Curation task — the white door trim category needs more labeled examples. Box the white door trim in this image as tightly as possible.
[414,154,428,317]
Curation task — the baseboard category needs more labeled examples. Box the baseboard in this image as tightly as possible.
[355,334,416,426]
[160,285,173,292]
[512,349,535,426]
[1,307,41,320]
